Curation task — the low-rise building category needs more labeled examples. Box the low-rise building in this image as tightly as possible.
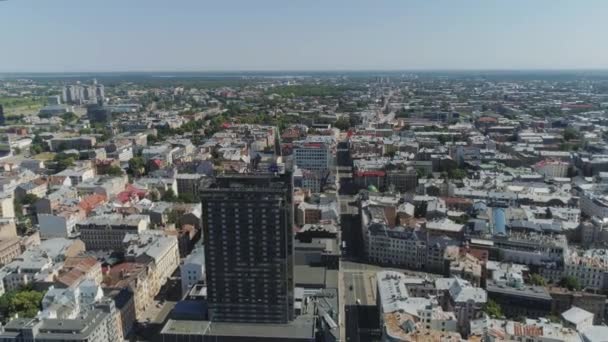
[180,247,205,296]
[470,316,582,342]
[0,301,120,342]
[377,271,461,341]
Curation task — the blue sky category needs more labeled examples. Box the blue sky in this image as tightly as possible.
[1,0,607,72]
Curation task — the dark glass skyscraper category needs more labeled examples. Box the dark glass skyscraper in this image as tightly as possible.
[0,104,5,126]
[201,172,294,323]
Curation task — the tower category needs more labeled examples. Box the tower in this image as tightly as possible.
[201,171,294,323]
[0,104,4,126]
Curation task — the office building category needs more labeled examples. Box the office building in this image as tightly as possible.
[293,138,334,192]
[87,105,112,123]
[201,171,294,323]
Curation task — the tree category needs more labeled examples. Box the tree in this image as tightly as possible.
[416,168,427,178]
[61,112,78,123]
[166,209,179,225]
[563,127,579,142]
[162,188,177,202]
[448,168,467,180]
[29,134,47,155]
[483,299,503,318]
[103,165,124,177]
[559,276,581,291]
[128,157,146,177]
[53,154,75,172]
[0,288,45,322]
[333,117,351,131]
[21,194,39,206]
[529,274,547,286]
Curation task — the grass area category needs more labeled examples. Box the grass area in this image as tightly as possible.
[33,152,56,161]
[0,97,46,116]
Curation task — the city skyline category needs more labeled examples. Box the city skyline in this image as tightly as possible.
[1,0,608,72]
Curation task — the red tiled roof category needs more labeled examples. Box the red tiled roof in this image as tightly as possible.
[79,194,107,213]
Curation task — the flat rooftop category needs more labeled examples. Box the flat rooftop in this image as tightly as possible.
[161,315,315,339]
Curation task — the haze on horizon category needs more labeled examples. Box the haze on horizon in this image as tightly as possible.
[1,0,607,73]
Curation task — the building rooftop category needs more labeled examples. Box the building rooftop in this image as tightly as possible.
[161,315,315,339]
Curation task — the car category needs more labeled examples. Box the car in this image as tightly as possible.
[349,285,353,291]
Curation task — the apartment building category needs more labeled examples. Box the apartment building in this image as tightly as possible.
[123,233,180,298]
[77,214,149,250]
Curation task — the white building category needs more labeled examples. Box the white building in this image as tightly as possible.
[470,316,582,342]
[436,277,487,336]
[180,247,205,295]
[561,306,594,331]
[293,138,334,175]
[367,225,427,270]
[533,159,569,178]
[564,249,608,290]
[123,232,180,297]
[376,271,460,341]
[0,193,15,219]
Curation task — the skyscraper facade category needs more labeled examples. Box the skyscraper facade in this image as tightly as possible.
[201,172,294,323]
[0,104,4,126]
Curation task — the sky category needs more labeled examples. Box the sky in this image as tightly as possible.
[1,0,607,72]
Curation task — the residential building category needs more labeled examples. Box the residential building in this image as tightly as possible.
[38,206,86,239]
[435,277,487,336]
[0,194,14,219]
[470,316,582,342]
[77,214,149,250]
[123,232,180,299]
[550,287,606,324]
[0,302,121,342]
[376,271,461,341]
[564,249,608,290]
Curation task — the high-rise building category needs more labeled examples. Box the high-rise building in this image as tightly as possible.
[201,171,294,323]
[96,84,105,101]
[0,104,5,126]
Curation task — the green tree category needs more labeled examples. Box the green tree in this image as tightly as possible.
[103,165,124,177]
[21,194,39,206]
[448,168,467,180]
[333,117,351,131]
[166,209,179,225]
[559,276,581,291]
[529,274,547,286]
[483,299,503,318]
[61,112,78,123]
[563,127,580,142]
[128,157,146,177]
[162,188,177,202]
[53,154,75,172]
[0,288,45,322]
